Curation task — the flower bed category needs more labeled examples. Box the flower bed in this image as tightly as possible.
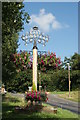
[25,91,48,104]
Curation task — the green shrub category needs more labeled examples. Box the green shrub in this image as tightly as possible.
[6,70,32,92]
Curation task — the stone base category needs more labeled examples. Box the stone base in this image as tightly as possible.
[15,104,43,113]
[15,105,57,114]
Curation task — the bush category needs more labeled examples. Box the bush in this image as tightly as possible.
[6,70,32,92]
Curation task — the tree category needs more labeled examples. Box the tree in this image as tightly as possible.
[2,2,30,84]
[62,53,80,70]
[71,53,80,70]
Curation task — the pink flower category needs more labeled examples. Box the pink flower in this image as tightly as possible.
[20,57,21,60]
[45,92,47,95]
[38,92,40,95]
[31,95,34,99]
[24,56,26,60]
[23,65,26,68]
[28,62,30,65]
[41,60,43,62]
[35,95,37,98]
[56,64,58,67]
[44,54,46,58]
[35,92,37,98]
[54,52,56,56]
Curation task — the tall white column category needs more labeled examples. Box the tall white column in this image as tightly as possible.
[33,47,37,91]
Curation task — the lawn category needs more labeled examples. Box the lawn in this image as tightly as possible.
[50,91,80,102]
[2,93,79,119]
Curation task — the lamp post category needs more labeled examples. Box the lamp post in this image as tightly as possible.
[67,63,71,97]
[21,26,49,91]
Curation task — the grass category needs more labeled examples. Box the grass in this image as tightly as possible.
[58,91,79,102]
[50,91,66,94]
[2,93,80,119]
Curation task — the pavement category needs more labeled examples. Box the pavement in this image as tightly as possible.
[47,94,80,114]
[9,92,80,114]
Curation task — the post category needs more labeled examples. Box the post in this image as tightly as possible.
[21,26,49,92]
[33,46,37,91]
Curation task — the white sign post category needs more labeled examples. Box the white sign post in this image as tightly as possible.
[33,47,37,91]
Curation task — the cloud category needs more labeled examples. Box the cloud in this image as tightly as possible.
[30,9,69,32]
[52,21,62,29]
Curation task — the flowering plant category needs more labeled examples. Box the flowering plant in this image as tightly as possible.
[38,52,61,72]
[10,50,32,71]
[11,51,61,72]
[25,91,48,102]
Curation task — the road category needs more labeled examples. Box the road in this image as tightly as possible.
[10,93,80,114]
[47,94,80,114]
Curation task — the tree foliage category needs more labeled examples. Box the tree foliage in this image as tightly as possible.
[62,53,80,70]
[2,2,30,83]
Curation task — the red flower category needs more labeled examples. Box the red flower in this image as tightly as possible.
[41,59,43,62]
[59,60,61,64]
[22,61,24,64]
[50,56,52,59]
[47,97,48,100]
[42,61,45,65]
[39,96,41,101]
[45,100,47,102]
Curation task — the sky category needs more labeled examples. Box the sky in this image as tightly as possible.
[18,2,78,61]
